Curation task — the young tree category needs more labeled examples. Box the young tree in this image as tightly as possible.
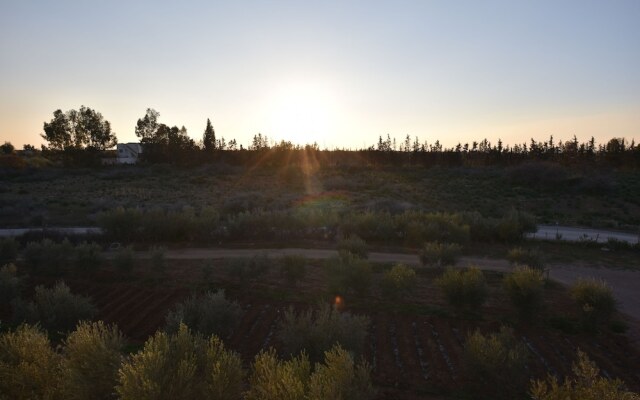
[202,118,216,152]
[135,108,160,142]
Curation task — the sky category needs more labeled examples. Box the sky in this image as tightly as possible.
[1,0,639,150]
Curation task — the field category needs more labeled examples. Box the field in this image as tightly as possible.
[14,257,640,399]
[3,163,640,230]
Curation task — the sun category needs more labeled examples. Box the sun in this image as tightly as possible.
[265,81,338,145]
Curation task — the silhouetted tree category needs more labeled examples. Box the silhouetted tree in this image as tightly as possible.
[202,118,216,152]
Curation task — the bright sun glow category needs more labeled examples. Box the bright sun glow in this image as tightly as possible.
[264,81,339,145]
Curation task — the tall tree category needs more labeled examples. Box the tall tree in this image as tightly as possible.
[41,106,116,150]
[135,108,160,142]
[202,118,216,152]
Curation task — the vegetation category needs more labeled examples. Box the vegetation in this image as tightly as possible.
[570,278,617,331]
[165,290,242,339]
[0,263,22,304]
[464,326,529,399]
[436,267,488,312]
[280,255,307,286]
[326,252,373,296]
[150,246,167,276]
[278,304,370,363]
[0,324,63,400]
[0,238,18,264]
[503,266,545,319]
[246,345,375,400]
[336,235,368,259]
[116,324,243,400]
[12,282,96,336]
[507,247,544,269]
[531,350,640,399]
[63,321,124,400]
[23,239,74,275]
[113,246,135,274]
[74,241,104,272]
[381,263,417,298]
[419,241,462,266]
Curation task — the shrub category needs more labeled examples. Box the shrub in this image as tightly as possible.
[278,303,370,363]
[113,246,135,273]
[280,255,307,286]
[530,349,640,399]
[420,242,461,266]
[226,254,274,284]
[165,290,242,339]
[436,267,487,312]
[116,324,243,400]
[245,344,375,400]
[0,237,18,264]
[503,266,545,319]
[150,246,167,275]
[570,278,616,331]
[23,239,74,275]
[63,321,124,400]
[326,253,372,296]
[381,264,417,298]
[74,242,104,272]
[0,263,22,303]
[464,326,528,399]
[507,247,544,269]
[12,281,97,336]
[0,324,64,400]
[336,235,368,259]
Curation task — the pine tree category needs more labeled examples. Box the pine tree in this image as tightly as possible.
[203,118,216,152]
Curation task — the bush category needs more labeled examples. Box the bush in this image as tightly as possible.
[74,242,104,272]
[12,281,97,336]
[381,264,417,298]
[503,266,545,319]
[326,253,372,296]
[113,246,135,274]
[436,267,487,312]
[116,324,243,400]
[0,237,18,264]
[336,235,368,259]
[165,290,242,339]
[570,278,616,331]
[280,255,307,286]
[278,303,370,363]
[530,349,640,399]
[150,246,167,275]
[23,239,74,275]
[226,254,274,284]
[245,345,375,400]
[507,247,544,269]
[464,326,529,399]
[0,324,63,400]
[0,263,22,303]
[63,321,124,400]
[420,242,461,266]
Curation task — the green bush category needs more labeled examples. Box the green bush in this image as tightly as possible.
[436,267,487,312]
[381,264,417,298]
[464,326,529,399]
[570,278,616,331]
[165,290,242,339]
[0,324,64,400]
[278,303,370,363]
[12,281,96,336]
[116,324,243,400]
[23,239,74,275]
[326,253,372,296]
[280,255,307,286]
[530,349,640,399]
[503,266,545,319]
[63,321,124,400]
[0,263,22,303]
[226,254,274,284]
[113,246,135,274]
[336,235,368,259]
[245,345,375,400]
[0,237,18,264]
[507,247,544,269]
[74,242,104,272]
[420,242,461,266]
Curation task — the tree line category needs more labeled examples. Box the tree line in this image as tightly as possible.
[5,106,640,167]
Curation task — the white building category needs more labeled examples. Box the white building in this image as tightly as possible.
[117,143,143,164]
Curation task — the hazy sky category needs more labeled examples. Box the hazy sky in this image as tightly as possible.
[1,1,639,149]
